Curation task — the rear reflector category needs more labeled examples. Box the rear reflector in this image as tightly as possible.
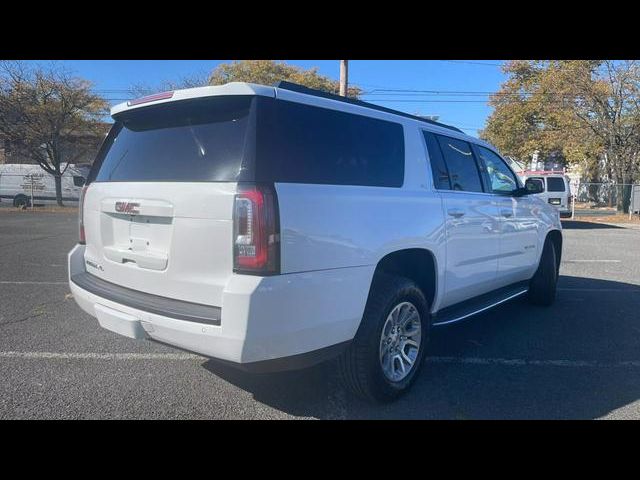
[127,91,174,106]
[233,184,280,275]
[79,185,88,244]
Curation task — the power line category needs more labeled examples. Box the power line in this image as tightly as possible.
[438,60,505,67]
[361,88,596,98]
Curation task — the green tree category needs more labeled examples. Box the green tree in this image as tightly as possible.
[480,61,547,161]
[0,61,108,206]
[481,60,640,212]
[209,60,362,98]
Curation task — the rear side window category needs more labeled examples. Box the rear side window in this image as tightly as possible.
[91,96,254,183]
[258,99,405,187]
[435,134,484,193]
[72,176,85,187]
[547,177,566,192]
[423,131,451,190]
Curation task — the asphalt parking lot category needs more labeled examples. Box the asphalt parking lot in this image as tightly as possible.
[2,210,640,419]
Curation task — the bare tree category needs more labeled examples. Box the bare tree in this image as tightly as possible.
[566,60,640,211]
[128,71,210,99]
[0,61,108,205]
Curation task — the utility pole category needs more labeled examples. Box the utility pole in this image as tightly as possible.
[339,60,349,97]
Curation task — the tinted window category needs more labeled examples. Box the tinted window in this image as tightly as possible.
[529,177,545,191]
[547,177,566,192]
[90,96,404,187]
[92,96,254,183]
[423,131,451,189]
[258,99,404,187]
[72,176,85,187]
[477,146,518,193]
[435,135,483,192]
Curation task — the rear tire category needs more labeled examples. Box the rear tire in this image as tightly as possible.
[528,239,558,306]
[338,274,430,403]
[13,194,30,209]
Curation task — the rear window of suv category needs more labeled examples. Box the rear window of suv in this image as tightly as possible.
[90,96,405,187]
[91,96,254,183]
[546,177,566,192]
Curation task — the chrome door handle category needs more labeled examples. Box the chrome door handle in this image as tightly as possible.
[500,209,513,218]
[447,208,465,218]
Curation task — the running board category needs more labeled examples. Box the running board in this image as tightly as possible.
[432,281,529,327]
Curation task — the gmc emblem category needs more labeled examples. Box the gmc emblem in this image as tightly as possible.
[115,201,140,215]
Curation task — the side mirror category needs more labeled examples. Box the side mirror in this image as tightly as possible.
[523,178,544,195]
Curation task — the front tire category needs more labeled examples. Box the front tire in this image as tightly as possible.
[528,239,558,306]
[338,274,430,403]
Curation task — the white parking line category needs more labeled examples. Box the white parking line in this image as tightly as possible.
[427,357,640,368]
[2,351,640,368]
[563,260,621,263]
[0,281,67,285]
[0,351,204,360]
[558,288,640,292]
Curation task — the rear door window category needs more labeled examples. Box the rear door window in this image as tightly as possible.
[423,131,451,190]
[547,177,566,192]
[435,134,484,193]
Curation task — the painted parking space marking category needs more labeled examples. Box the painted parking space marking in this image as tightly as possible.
[563,259,622,263]
[426,357,640,368]
[558,287,640,292]
[2,351,640,368]
[0,351,205,360]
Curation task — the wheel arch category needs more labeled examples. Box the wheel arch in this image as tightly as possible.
[370,248,438,311]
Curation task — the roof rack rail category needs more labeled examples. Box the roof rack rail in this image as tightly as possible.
[273,81,465,134]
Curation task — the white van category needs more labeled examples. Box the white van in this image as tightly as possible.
[520,172,572,218]
[0,164,89,207]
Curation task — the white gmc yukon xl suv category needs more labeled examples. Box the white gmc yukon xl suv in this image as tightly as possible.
[69,81,562,402]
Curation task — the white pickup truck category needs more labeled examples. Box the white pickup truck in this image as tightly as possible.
[68,81,562,402]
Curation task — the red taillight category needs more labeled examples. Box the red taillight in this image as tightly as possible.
[79,185,88,245]
[233,184,280,275]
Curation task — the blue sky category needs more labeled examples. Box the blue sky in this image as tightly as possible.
[37,60,508,137]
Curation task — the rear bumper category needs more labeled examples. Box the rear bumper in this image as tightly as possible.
[68,244,372,370]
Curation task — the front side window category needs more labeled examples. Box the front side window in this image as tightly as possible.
[435,135,484,193]
[477,146,518,193]
[529,177,546,191]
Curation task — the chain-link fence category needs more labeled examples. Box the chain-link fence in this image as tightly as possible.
[569,181,640,219]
